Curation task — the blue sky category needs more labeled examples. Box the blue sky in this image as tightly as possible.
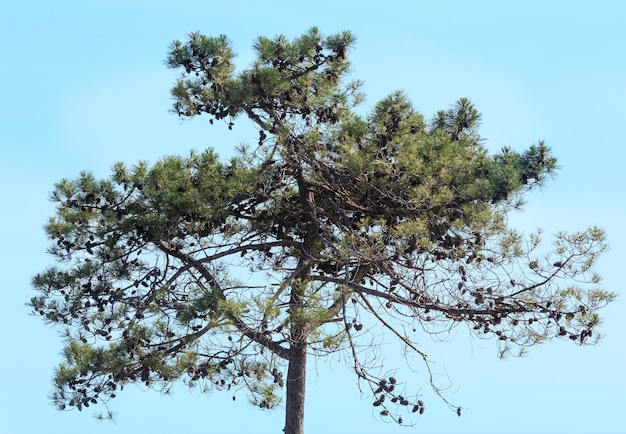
[1,1,624,433]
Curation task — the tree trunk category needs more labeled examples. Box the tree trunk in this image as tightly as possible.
[284,340,307,434]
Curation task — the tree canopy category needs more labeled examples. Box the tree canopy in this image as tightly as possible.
[30,28,614,434]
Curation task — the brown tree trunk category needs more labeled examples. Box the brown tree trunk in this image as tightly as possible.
[284,340,307,434]
[284,190,315,434]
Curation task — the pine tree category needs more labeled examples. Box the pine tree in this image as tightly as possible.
[30,28,614,434]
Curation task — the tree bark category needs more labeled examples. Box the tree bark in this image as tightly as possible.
[284,340,307,434]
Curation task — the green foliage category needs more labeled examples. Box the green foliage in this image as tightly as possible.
[30,28,614,427]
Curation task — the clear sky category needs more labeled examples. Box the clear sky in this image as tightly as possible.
[1,1,624,433]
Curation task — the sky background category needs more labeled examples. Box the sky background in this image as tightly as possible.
[1,1,625,433]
